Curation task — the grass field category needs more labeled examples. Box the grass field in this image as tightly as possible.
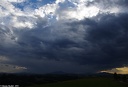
[29,77,128,87]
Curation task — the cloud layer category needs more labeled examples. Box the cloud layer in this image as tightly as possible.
[0,0,128,73]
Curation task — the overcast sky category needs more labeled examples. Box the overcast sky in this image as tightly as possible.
[0,0,128,74]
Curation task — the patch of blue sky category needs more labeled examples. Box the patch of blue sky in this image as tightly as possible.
[58,0,76,9]
[13,0,56,11]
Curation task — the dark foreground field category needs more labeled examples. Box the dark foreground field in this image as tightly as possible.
[0,73,128,87]
[29,78,128,87]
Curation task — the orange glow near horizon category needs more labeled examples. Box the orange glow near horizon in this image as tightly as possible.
[100,67,128,74]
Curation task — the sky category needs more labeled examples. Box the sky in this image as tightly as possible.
[0,0,128,74]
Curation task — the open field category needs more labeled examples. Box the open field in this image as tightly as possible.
[29,77,128,87]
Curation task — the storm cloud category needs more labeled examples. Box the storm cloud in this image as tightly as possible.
[0,0,128,73]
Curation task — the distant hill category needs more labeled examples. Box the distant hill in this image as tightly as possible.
[47,71,69,75]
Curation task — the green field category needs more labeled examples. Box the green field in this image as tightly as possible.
[29,78,128,87]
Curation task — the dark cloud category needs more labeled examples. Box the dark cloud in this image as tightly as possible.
[112,0,128,6]
[1,12,128,73]
[78,13,128,70]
